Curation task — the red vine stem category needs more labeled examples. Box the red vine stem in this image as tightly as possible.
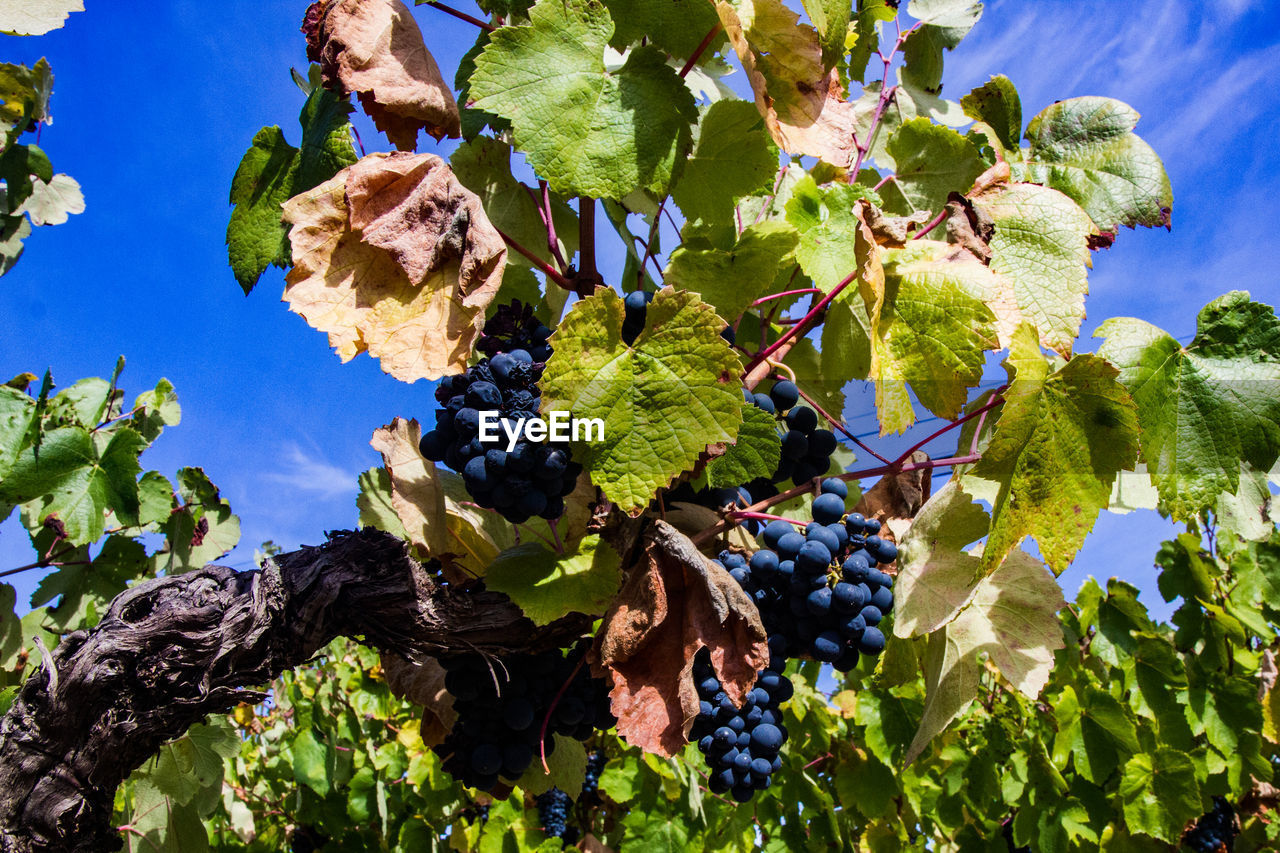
[422,1,495,31]
[912,206,950,240]
[539,181,570,273]
[745,269,858,372]
[747,288,822,311]
[793,384,891,466]
[635,197,668,290]
[539,655,586,773]
[679,24,723,78]
[732,511,806,526]
[496,227,572,291]
[896,388,1006,462]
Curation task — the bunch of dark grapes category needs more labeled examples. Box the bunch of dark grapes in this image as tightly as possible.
[434,645,614,791]
[581,750,606,799]
[689,641,792,802]
[535,788,571,840]
[1184,797,1238,852]
[418,302,581,524]
[724,478,896,668]
[756,380,838,487]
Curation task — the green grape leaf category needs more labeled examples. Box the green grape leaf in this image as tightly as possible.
[707,403,781,489]
[974,182,1096,356]
[540,288,744,513]
[153,468,241,573]
[0,214,30,277]
[870,240,999,434]
[847,0,895,83]
[226,86,358,294]
[0,1,83,36]
[900,0,982,93]
[671,100,778,226]
[972,325,1140,574]
[605,0,725,59]
[1095,292,1280,518]
[905,547,1065,764]
[785,174,881,292]
[801,0,852,68]
[0,426,144,545]
[1016,96,1172,231]
[884,117,985,215]
[469,0,696,199]
[356,466,409,539]
[450,136,578,272]
[1214,462,1276,542]
[32,534,147,631]
[663,221,798,319]
[0,384,35,480]
[484,534,621,625]
[1052,685,1140,786]
[132,378,181,443]
[1118,749,1202,843]
[135,470,175,529]
[291,727,336,796]
[129,783,210,853]
[961,75,1022,156]
[516,734,588,797]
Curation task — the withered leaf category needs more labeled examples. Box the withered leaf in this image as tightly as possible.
[591,520,768,757]
[370,417,513,582]
[311,0,460,149]
[854,450,932,554]
[381,653,457,748]
[283,153,505,381]
[715,0,859,167]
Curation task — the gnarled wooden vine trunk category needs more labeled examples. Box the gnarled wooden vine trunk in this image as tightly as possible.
[0,529,587,853]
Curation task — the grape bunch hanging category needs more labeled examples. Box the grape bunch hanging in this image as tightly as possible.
[418,301,581,524]
[689,640,792,802]
[434,644,614,792]
[1184,797,1238,852]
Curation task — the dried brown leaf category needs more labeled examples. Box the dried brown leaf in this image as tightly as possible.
[283,153,505,381]
[314,0,460,149]
[381,653,457,748]
[855,451,932,556]
[370,418,513,581]
[715,0,859,167]
[591,520,768,757]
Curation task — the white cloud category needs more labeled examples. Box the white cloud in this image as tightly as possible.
[262,442,360,500]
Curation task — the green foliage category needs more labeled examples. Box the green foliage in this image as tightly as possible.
[540,288,744,512]
[468,0,697,199]
[226,84,358,294]
[10,1,1280,850]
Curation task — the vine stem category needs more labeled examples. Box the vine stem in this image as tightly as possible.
[872,173,896,192]
[896,388,1006,462]
[421,1,495,31]
[747,288,822,311]
[745,269,858,373]
[848,17,922,180]
[576,197,603,296]
[731,511,806,527]
[635,197,668,290]
[679,24,723,78]
[539,180,570,273]
[912,206,950,240]
[793,384,891,466]
[539,655,586,772]
[496,227,573,290]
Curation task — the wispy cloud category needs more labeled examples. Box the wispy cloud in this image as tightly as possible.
[262,442,360,500]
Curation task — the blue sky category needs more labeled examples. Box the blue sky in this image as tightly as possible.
[0,0,1276,619]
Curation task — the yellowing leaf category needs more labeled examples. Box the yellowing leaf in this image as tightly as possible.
[0,0,82,35]
[715,0,859,166]
[904,547,1065,764]
[973,325,1140,574]
[370,418,513,580]
[310,0,460,149]
[283,153,506,382]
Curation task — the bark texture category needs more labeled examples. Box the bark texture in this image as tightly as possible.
[0,528,586,853]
